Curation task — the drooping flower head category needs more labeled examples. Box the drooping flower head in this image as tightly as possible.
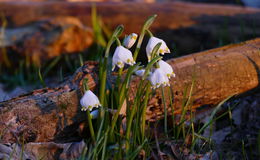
[149,68,170,89]
[158,60,175,78]
[112,46,136,71]
[146,37,170,61]
[80,90,101,111]
[123,33,138,49]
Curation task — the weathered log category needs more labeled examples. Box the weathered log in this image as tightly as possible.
[0,16,93,65]
[1,1,260,61]
[0,38,260,143]
[1,1,259,31]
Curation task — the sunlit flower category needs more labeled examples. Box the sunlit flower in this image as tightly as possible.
[112,46,136,71]
[123,33,138,49]
[149,68,170,89]
[80,90,101,111]
[90,109,99,119]
[146,37,170,61]
[158,60,175,78]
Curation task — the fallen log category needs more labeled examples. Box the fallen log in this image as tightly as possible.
[1,1,260,62]
[1,1,259,32]
[0,16,93,65]
[0,38,260,143]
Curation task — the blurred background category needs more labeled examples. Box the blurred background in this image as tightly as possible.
[0,1,260,159]
[0,0,260,96]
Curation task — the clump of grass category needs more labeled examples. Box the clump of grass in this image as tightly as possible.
[78,12,238,158]
[78,14,177,159]
[0,6,245,159]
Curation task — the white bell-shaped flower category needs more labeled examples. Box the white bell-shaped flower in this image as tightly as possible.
[146,37,170,61]
[80,90,101,111]
[158,60,175,78]
[123,33,138,49]
[112,46,136,71]
[149,68,170,89]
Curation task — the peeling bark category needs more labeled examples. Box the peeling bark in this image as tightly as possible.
[0,38,260,143]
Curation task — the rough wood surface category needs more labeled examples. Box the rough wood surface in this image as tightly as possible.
[1,1,260,62]
[0,16,93,65]
[0,38,259,143]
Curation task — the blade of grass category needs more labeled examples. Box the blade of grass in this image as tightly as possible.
[161,86,168,137]
[101,129,109,160]
[191,94,236,150]
[43,56,61,77]
[126,139,148,160]
[38,68,46,87]
[0,13,11,67]
[91,4,107,47]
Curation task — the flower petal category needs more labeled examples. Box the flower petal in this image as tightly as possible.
[123,33,138,49]
[149,68,170,89]
[112,46,135,70]
[146,37,170,61]
[80,90,101,111]
[158,60,175,78]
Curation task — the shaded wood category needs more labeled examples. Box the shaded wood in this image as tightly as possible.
[1,1,260,63]
[0,1,259,32]
[1,38,260,143]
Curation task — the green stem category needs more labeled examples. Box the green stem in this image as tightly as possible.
[99,36,114,106]
[146,29,154,37]
[116,38,121,46]
[168,86,176,137]
[116,67,123,90]
[133,35,143,61]
[125,80,145,151]
[109,94,124,139]
[87,110,95,143]
[161,86,168,136]
[100,25,124,107]
[38,68,46,87]
[101,129,108,160]
[141,83,151,141]
[99,57,108,106]
[133,14,157,61]
[110,64,140,138]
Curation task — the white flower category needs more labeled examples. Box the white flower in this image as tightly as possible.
[135,69,146,77]
[123,33,138,49]
[112,46,136,71]
[146,37,170,61]
[80,90,101,111]
[158,60,175,78]
[149,68,170,89]
[90,109,99,119]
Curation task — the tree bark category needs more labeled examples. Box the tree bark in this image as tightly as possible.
[0,38,259,143]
